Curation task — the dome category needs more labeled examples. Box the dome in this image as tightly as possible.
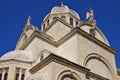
[43,5,80,21]
[51,5,80,19]
[0,50,32,62]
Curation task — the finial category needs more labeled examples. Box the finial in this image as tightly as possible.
[61,2,64,7]
[26,16,32,26]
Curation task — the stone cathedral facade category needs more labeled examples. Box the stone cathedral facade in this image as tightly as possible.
[0,4,120,80]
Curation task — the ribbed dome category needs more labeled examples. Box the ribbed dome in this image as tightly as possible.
[50,5,80,19]
[0,50,32,62]
[43,5,80,21]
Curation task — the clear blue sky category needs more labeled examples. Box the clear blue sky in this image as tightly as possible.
[0,0,120,68]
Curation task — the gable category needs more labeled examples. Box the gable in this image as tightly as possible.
[46,20,72,41]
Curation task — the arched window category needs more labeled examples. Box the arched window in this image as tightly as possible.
[0,68,9,80]
[70,18,73,26]
[15,68,25,80]
[4,73,8,80]
[58,70,80,80]
[90,28,95,37]
[43,24,45,31]
[15,73,19,80]
[61,16,66,21]
[21,69,25,80]
[76,22,78,27]
[47,20,49,26]
[84,53,114,80]
[21,74,25,80]
[61,74,76,80]
[15,68,20,80]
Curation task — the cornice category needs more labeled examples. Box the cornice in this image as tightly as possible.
[87,72,109,80]
[29,54,109,80]
[29,54,90,74]
[76,27,117,54]
[0,59,32,64]
[19,24,117,54]
[19,30,57,49]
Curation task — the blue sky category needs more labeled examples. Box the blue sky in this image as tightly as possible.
[0,0,120,68]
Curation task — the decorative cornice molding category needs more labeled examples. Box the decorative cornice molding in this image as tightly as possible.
[0,59,32,64]
[19,23,117,54]
[29,53,90,74]
[29,53,109,80]
[19,30,57,49]
[87,72,109,80]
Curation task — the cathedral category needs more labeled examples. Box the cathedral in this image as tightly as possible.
[0,3,120,80]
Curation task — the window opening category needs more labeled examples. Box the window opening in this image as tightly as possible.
[47,20,49,26]
[4,73,8,80]
[21,74,25,80]
[43,24,45,31]
[70,18,73,26]
[90,28,95,37]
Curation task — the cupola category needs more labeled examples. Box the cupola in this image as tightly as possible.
[41,3,81,32]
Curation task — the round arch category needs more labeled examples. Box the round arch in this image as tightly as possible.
[57,70,81,80]
[83,53,115,80]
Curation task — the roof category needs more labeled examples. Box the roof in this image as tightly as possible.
[43,5,80,21]
[0,50,32,62]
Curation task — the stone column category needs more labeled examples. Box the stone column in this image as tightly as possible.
[73,19,76,27]
[18,69,22,80]
[7,66,16,80]
[1,69,5,80]
[66,16,70,24]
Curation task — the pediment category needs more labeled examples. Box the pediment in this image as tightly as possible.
[46,19,72,41]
